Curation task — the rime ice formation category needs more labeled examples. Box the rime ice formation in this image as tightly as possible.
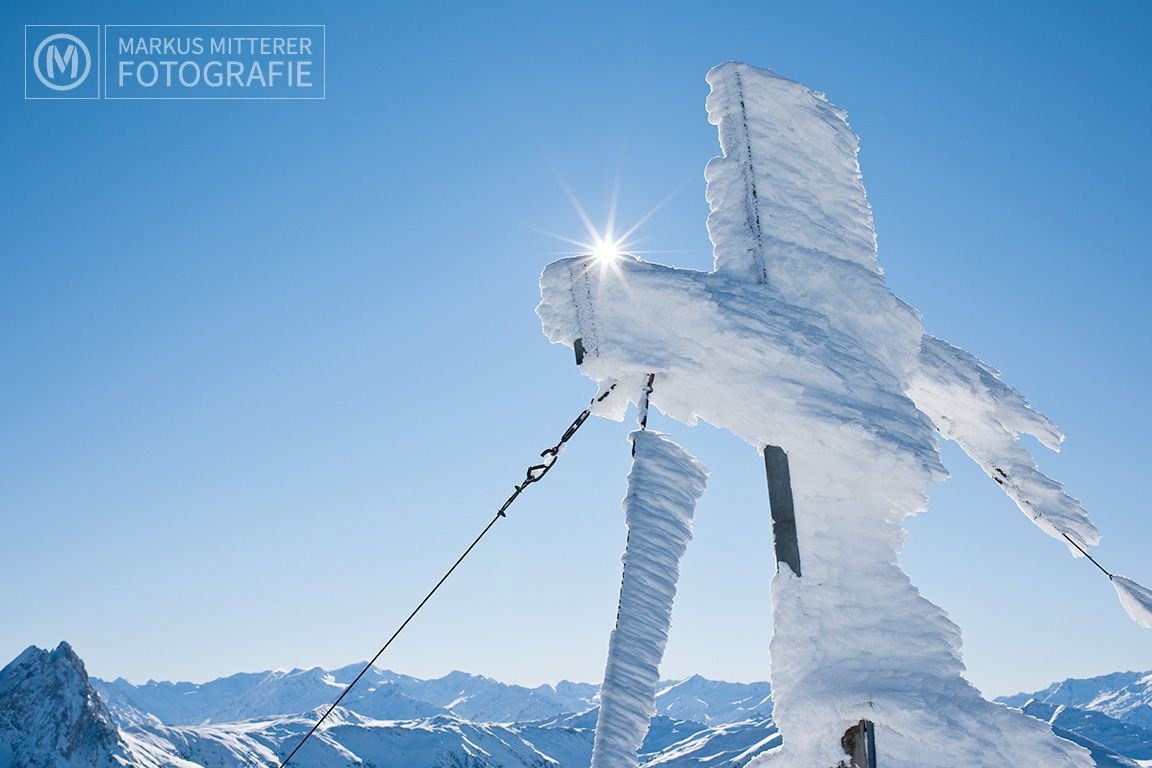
[591,430,708,768]
[908,336,1098,549]
[535,62,1136,766]
[1113,576,1152,629]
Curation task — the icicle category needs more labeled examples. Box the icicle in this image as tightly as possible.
[1112,575,1152,629]
[590,430,708,768]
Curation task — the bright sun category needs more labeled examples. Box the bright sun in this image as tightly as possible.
[590,234,623,263]
[546,179,670,270]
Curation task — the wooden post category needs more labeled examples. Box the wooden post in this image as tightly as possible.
[763,445,800,577]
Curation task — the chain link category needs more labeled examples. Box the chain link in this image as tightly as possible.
[498,383,617,517]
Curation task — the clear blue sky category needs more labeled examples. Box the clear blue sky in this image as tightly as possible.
[2,1,1149,699]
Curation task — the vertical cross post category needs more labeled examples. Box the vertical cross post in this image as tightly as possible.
[763,445,800,577]
[763,446,876,766]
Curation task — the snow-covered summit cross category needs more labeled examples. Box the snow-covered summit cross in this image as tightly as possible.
[537,63,1146,767]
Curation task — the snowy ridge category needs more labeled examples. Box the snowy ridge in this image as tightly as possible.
[120,709,780,768]
[643,718,780,768]
[592,430,708,768]
[1019,699,1152,763]
[93,663,772,731]
[654,676,772,725]
[376,669,599,724]
[93,666,596,727]
[1001,670,1152,731]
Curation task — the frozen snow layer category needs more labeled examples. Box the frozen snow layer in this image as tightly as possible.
[705,62,928,381]
[764,558,1093,767]
[592,430,708,768]
[538,253,945,497]
[704,63,879,280]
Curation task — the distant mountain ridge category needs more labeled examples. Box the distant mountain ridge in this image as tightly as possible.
[1019,699,1152,764]
[654,675,772,725]
[92,664,605,726]
[92,664,770,728]
[2,643,1150,768]
[999,671,1152,730]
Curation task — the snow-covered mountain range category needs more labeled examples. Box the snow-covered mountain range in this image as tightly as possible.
[999,671,1152,731]
[997,673,1152,766]
[1,643,1148,768]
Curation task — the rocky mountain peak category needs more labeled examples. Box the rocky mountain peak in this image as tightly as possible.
[0,642,125,768]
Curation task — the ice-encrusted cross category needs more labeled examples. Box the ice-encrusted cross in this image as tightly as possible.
[536,63,1137,768]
